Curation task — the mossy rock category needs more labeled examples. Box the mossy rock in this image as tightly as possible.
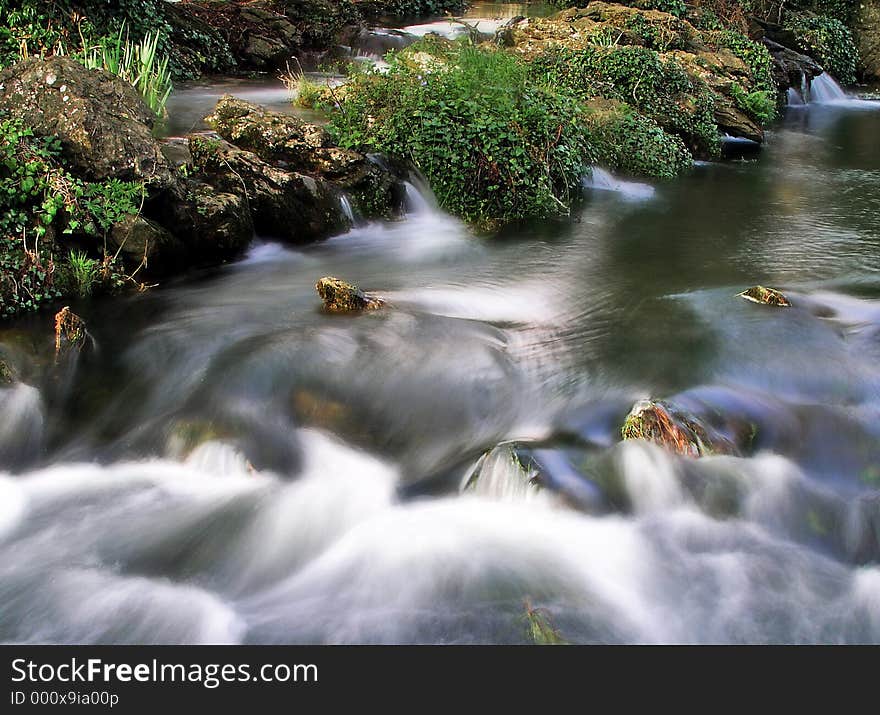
[621,399,739,457]
[0,357,17,386]
[53,306,89,361]
[316,276,385,312]
[738,285,791,307]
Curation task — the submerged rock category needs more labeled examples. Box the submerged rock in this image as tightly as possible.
[738,285,791,307]
[523,600,569,645]
[316,276,385,312]
[53,307,89,361]
[621,399,739,457]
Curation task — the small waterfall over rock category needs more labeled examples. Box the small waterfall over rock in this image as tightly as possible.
[582,167,655,201]
[809,73,848,103]
[787,87,805,106]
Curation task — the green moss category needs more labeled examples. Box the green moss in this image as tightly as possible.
[532,44,720,158]
[730,83,776,125]
[785,12,859,84]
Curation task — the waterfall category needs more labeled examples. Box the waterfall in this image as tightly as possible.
[786,87,805,106]
[583,167,655,201]
[338,193,357,226]
[809,73,848,103]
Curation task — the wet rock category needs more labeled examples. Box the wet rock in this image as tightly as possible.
[463,440,605,510]
[621,399,739,457]
[738,285,791,307]
[316,276,385,312]
[0,57,174,188]
[0,357,17,386]
[109,215,184,272]
[763,38,823,93]
[189,133,347,241]
[53,307,89,361]
[185,181,255,257]
[206,96,405,219]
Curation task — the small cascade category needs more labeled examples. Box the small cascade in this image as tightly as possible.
[787,87,805,106]
[338,193,358,226]
[809,73,848,103]
[582,167,655,201]
[403,181,434,216]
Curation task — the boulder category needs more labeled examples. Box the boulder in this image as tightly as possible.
[189,134,348,241]
[109,215,184,272]
[206,96,405,219]
[763,38,823,92]
[621,399,739,457]
[0,57,174,188]
[315,276,385,311]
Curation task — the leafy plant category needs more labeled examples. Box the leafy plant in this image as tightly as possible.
[0,118,143,317]
[532,44,720,158]
[730,83,776,125]
[716,29,777,96]
[328,41,594,227]
[79,24,173,115]
[784,12,858,85]
[67,249,99,297]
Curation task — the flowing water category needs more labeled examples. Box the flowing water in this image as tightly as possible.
[3,69,880,643]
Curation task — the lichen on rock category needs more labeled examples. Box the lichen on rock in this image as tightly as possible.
[738,285,791,307]
[621,398,738,457]
[315,276,385,312]
[54,306,88,360]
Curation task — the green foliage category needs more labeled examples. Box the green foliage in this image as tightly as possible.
[523,601,569,645]
[785,12,858,85]
[67,249,99,297]
[532,45,720,158]
[328,41,594,226]
[359,0,469,19]
[730,83,776,125]
[716,29,776,96]
[586,104,693,178]
[550,0,687,16]
[810,0,859,25]
[79,25,173,115]
[0,118,141,317]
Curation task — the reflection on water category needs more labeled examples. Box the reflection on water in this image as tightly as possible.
[2,93,880,643]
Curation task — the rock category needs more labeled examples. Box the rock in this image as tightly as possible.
[621,399,739,457]
[0,57,174,188]
[189,134,348,242]
[763,38,823,93]
[186,182,255,257]
[0,357,16,386]
[109,215,184,272]
[206,96,405,219]
[206,95,330,165]
[738,285,791,307]
[53,307,89,361]
[316,276,384,312]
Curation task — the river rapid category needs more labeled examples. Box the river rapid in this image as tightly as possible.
[2,6,880,643]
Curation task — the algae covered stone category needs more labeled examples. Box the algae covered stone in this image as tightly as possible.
[316,276,384,312]
[53,307,88,360]
[621,399,737,457]
[0,358,16,386]
[738,285,791,307]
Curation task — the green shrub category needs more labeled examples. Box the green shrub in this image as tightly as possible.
[585,103,693,178]
[358,0,469,19]
[328,42,594,226]
[532,45,720,158]
[0,118,141,317]
[550,0,687,15]
[715,29,776,96]
[730,83,776,124]
[785,12,858,85]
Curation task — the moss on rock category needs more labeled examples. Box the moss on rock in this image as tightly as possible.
[316,276,385,312]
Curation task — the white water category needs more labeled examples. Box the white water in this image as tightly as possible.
[810,73,849,104]
[583,167,655,201]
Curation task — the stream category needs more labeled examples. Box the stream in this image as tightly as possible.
[2,6,880,643]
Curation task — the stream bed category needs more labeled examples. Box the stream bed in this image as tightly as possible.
[2,68,880,642]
